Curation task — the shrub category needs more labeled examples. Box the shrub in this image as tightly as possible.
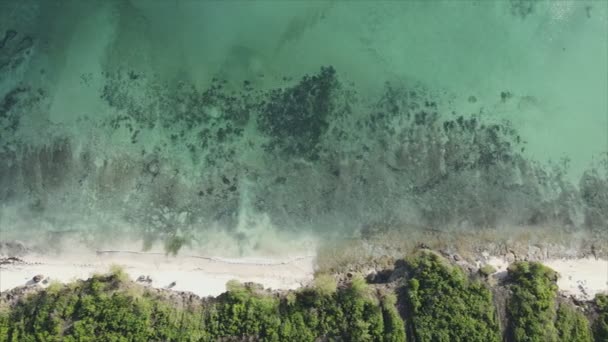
[350,273,369,297]
[479,264,497,277]
[0,269,404,342]
[506,261,559,342]
[595,294,608,341]
[403,251,500,342]
[108,263,129,283]
[313,273,337,296]
[555,303,592,342]
[381,293,406,342]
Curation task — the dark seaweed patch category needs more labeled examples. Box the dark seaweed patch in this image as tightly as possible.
[33,65,605,233]
[510,0,536,19]
[0,30,34,73]
[0,30,17,50]
[258,66,339,159]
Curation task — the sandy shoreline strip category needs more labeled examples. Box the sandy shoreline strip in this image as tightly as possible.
[0,251,315,297]
[1,252,606,300]
[486,256,608,300]
[544,258,608,300]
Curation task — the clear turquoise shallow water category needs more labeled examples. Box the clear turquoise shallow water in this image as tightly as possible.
[0,1,606,248]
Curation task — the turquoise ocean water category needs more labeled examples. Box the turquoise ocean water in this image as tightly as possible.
[0,1,606,251]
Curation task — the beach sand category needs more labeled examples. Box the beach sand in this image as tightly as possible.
[0,250,315,297]
[487,256,608,300]
[1,249,606,301]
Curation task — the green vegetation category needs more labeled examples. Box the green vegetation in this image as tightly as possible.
[0,268,404,341]
[0,254,603,342]
[555,303,592,342]
[507,261,559,341]
[595,294,608,341]
[403,251,500,342]
[3,275,188,341]
[312,273,338,296]
[187,273,404,341]
[479,264,497,277]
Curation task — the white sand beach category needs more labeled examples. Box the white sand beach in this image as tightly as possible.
[487,256,608,300]
[0,250,315,297]
[545,258,608,301]
[2,249,606,301]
